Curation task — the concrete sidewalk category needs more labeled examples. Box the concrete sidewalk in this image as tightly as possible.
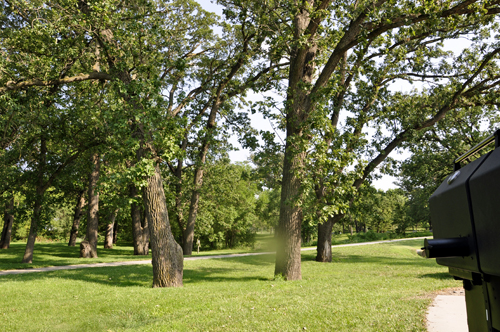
[427,289,467,332]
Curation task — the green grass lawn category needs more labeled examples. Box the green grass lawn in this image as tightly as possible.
[0,234,277,271]
[0,239,459,331]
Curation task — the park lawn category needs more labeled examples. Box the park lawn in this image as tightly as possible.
[0,234,276,271]
[0,239,459,331]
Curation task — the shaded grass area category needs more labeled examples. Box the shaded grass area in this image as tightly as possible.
[0,242,151,271]
[0,234,276,271]
[0,239,458,331]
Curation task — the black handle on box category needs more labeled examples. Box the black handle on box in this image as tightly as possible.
[422,237,470,258]
[454,129,500,171]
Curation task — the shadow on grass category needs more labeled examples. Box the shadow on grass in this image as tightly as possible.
[301,251,439,270]
[419,272,454,280]
[0,260,272,287]
[0,242,150,271]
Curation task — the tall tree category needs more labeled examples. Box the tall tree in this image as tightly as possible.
[68,189,86,247]
[83,153,100,258]
[217,0,500,278]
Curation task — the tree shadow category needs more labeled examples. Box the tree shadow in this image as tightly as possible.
[419,272,454,280]
[0,258,273,287]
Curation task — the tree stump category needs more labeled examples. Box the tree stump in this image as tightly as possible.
[80,241,92,258]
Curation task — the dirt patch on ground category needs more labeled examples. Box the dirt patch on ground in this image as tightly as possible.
[434,287,464,296]
[408,287,465,300]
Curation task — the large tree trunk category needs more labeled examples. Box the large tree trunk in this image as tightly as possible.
[274,5,318,280]
[83,153,100,258]
[0,196,14,249]
[274,142,305,280]
[143,164,183,288]
[104,208,118,249]
[68,190,86,246]
[130,184,150,255]
[316,214,343,262]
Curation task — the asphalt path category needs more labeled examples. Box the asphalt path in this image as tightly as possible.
[0,236,428,276]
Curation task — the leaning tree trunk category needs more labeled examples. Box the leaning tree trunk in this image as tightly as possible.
[83,153,100,258]
[104,208,119,249]
[183,182,201,255]
[316,214,343,262]
[68,190,86,246]
[112,222,118,244]
[22,135,48,264]
[22,192,43,263]
[0,196,14,249]
[182,99,218,255]
[130,184,150,255]
[143,164,183,288]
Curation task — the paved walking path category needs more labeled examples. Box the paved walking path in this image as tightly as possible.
[427,290,467,332]
[0,236,427,276]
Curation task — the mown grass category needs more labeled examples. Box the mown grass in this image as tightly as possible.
[0,234,276,271]
[0,239,458,331]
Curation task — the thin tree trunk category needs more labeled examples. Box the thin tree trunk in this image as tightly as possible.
[83,153,100,258]
[174,139,187,248]
[68,190,86,246]
[183,183,201,255]
[23,195,43,263]
[143,164,183,288]
[130,184,150,255]
[104,208,118,249]
[183,101,218,255]
[0,196,14,249]
[113,222,118,244]
[316,214,343,262]
[22,135,48,264]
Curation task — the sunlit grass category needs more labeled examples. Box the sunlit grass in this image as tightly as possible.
[0,239,458,331]
[0,233,276,271]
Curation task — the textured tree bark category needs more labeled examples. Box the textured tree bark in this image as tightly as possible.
[0,196,14,249]
[143,164,183,288]
[274,144,305,280]
[316,215,343,262]
[80,241,92,258]
[83,153,100,258]
[274,3,318,280]
[68,190,86,247]
[104,208,118,249]
[130,184,150,255]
